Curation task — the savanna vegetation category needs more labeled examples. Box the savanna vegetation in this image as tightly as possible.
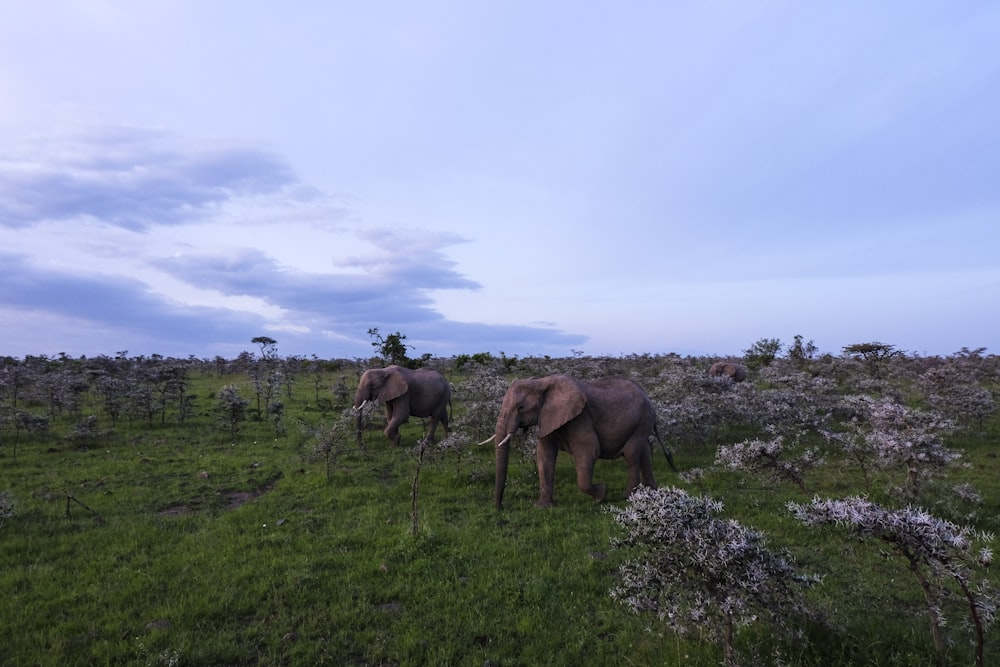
[1,338,998,666]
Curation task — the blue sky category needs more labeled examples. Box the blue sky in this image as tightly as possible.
[2,2,998,360]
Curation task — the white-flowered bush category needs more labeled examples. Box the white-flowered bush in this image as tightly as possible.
[714,433,823,493]
[609,486,819,665]
[789,495,999,665]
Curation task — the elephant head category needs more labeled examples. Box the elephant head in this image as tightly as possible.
[708,362,747,383]
[493,376,586,510]
[353,366,408,411]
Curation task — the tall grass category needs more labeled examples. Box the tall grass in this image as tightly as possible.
[1,356,998,665]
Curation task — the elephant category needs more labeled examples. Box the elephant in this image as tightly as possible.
[482,374,676,510]
[352,365,451,446]
[708,362,747,383]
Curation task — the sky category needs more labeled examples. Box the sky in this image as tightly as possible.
[2,1,998,361]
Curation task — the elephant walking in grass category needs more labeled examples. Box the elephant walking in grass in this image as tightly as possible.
[482,374,676,510]
[709,361,747,382]
[352,365,451,446]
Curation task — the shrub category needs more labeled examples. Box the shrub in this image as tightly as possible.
[789,496,999,666]
[609,486,818,665]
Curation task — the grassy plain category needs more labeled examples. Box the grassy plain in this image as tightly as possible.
[1,357,998,666]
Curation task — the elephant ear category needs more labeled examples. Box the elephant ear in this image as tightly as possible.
[538,376,586,438]
[379,371,409,402]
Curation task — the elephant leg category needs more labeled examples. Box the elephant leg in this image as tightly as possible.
[623,438,656,496]
[424,406,449,443]
[574,454,607,502]
[535,439,559,507]
[383,403,407,446]
[426,416,440,443]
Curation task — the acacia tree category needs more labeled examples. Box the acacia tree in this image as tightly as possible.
[714,433,823,493]
[789,496,998,666]
[298,410,355,481]
[248,337,282,421]
[609,486,818,665]
[918,363,996,430]
[842,342,900,378]
[214,385,249,439]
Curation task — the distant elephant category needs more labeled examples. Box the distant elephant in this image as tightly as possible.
[708,362,747,382]
[483,374,676,510]
[352,365,451,446]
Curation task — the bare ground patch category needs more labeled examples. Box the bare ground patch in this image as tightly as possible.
[158,471,283,516]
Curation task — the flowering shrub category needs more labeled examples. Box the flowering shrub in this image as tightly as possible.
[828,396,964,504]
[214,384,249,439]
[609,486,818,665]
[789,495,998,665]
[297,409,356,481]
[714,434,823,493]
[449,367,508,441]
[918,364,996,430]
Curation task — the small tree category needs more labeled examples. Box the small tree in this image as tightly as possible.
[865,398,961,501]
[714,434,823,494]
[298,411,354,481]
[743,338,782,371]
[842,342,900,378]
[215,385,249,439]
[409,438,434,535]
[789,496,999,666]
[367,327,413,367]
[609,486,818,665]
[10,410,50,459]
[787,334,818,368]
[251,336,278,359]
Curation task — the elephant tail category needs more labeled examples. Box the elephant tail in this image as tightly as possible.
[653,422,678,473]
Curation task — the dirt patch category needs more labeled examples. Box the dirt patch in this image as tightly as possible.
[158,472,283,516]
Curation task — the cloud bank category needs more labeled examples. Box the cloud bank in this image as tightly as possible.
[0,126,586,358]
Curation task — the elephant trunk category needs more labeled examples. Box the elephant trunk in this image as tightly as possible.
[353,398,369,443]
[493,432,513,510]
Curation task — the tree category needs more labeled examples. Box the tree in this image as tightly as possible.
[367,327,413,367]
[248,337,282,420]
[251,336,278,360]
[714,434,823,494]
[787,334,817,368]
[842,341,900,378]
[610,486,818,665]
[214,385,249,439]
[743,337,782,371]
[790,496,999,666]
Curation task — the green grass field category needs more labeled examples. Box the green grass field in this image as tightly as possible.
[1,355,998,666]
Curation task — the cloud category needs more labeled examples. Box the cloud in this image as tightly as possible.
[0,251,267,354]
[0,125,298,230]
[0,124,588,358]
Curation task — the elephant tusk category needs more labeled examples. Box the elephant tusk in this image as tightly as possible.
[477,434,496,446]
[496,433,513,449]
[353,399,369,415]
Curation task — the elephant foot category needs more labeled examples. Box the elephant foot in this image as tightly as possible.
[535,498,556,508]
[586,484,608,503]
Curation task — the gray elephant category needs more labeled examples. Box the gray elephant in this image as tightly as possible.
[483,374,676,510]
[708,361,747,382]
[352,365,451,446]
